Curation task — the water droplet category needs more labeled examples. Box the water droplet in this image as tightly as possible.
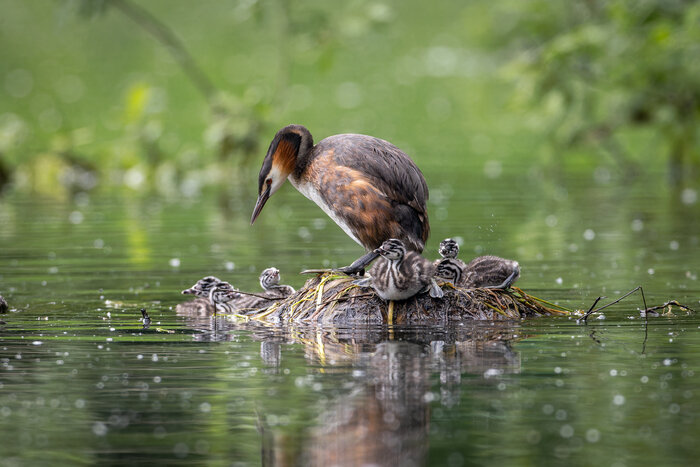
[613,394,625,406]
[586,428,600,443]
[483,160,502,179]
[560,424,574,438]
[631,219,644,232]
[681,188,697,205]
[173,442,189,458]
[583,229,595,241]
[545,215,558,227]
[92,421,108,436]
[69,211,84,224]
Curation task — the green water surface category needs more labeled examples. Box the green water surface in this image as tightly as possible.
[1,169,699,466]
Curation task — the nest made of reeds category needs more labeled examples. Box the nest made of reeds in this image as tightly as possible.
[234,272,569,325]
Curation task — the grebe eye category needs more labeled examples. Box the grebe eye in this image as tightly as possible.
[266,178,272,186]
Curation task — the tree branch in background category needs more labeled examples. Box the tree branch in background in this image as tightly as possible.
[109,0,216,102]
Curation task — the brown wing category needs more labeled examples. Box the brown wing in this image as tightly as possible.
[313,134,430,251]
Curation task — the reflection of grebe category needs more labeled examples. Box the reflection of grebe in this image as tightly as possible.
[354,239,443,300]
[251,125,430,275]
[253,327,522,467]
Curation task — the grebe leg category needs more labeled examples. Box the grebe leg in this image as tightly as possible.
[482,267,520,290]
[300,250,379,276]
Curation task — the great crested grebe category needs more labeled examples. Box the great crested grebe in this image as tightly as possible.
[251,125,430,275]
[354,238,443,301]
[463,255,520,289]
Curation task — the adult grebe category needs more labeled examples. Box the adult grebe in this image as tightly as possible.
[251,125,430,275]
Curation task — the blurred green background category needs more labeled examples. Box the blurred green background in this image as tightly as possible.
[1,0,698,198]
[1,3,700,465]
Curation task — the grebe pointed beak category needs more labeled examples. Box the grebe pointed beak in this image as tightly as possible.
[251,184,271,225]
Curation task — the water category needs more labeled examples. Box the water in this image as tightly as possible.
[1,169,699,465]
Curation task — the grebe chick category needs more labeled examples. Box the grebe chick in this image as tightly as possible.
[259,267,295,298]
[208,281,241,307]
[0,295,8,313]
[463,255,520,289]
[182,276,224,298]
[438,238,460,259]
[354,239,444,301]
[252,125,430,275]
[434,238,467,286]
[435,260,464,286]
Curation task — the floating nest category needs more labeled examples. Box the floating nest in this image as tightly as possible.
[228,272,569,325]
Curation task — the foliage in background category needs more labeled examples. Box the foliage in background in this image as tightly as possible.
[497,0,700,179]
[0,0,698,196]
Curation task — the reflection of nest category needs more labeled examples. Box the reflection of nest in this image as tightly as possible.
[253,325,526,466]
[238,273,569,325]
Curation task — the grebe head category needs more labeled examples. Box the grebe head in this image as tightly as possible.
[182,276,222,296]
[260,267,281,290]
[208,281,239,304]
[375,238,406,262]
[439,238,459,259]
[251,125,313,224]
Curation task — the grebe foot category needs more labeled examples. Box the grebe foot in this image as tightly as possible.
[335,265,366,277]
[300,268,335,275]
[300,251,379,276]
[352,277,372,288]
[482,267,520,290]
[428,278,444,299]
[336,250,380,276]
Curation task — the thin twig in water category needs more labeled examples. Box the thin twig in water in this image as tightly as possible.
[579,286,646,323]
[643,300,696,315]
